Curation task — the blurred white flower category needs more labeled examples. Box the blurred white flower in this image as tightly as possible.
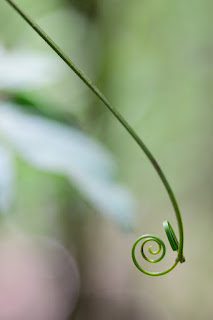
[0,104,136,229]
[0,45,63,89]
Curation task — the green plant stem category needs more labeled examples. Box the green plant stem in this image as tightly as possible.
[4,0,185,271]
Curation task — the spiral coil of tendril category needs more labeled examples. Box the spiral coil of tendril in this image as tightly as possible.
[132,221,185,276]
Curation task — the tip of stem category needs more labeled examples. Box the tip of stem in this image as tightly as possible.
[180,256,186,263]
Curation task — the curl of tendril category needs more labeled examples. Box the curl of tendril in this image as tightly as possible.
[132,221,185,276]
[4,0,185,277]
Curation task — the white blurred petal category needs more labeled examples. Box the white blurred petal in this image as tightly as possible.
[0,103,136,228]
[0,146,14,213]
[0,45,62,89]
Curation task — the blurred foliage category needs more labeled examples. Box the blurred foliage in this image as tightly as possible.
[0,0,213,319]
[68,0,98,19]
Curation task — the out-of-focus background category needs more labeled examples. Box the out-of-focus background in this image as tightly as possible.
[0,0,212,319]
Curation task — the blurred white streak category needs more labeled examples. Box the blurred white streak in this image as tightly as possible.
[0,45,63,89]
[0,104,136,229]
[0,146,14,213]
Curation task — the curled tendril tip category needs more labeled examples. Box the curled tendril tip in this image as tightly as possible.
[132,221,185,276]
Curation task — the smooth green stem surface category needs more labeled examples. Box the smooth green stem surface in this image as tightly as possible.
[4,0,185,275]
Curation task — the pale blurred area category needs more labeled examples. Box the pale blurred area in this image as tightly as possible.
[0,0,212,319]
[0,227,80,320]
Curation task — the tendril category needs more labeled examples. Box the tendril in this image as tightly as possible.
[140,236,166,263]
[132,221,184,276]
[4,0,185,276]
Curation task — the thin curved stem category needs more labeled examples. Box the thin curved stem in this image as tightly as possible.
[4,0,185,270]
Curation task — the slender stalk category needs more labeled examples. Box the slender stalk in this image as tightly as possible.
[4,0,184,268]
